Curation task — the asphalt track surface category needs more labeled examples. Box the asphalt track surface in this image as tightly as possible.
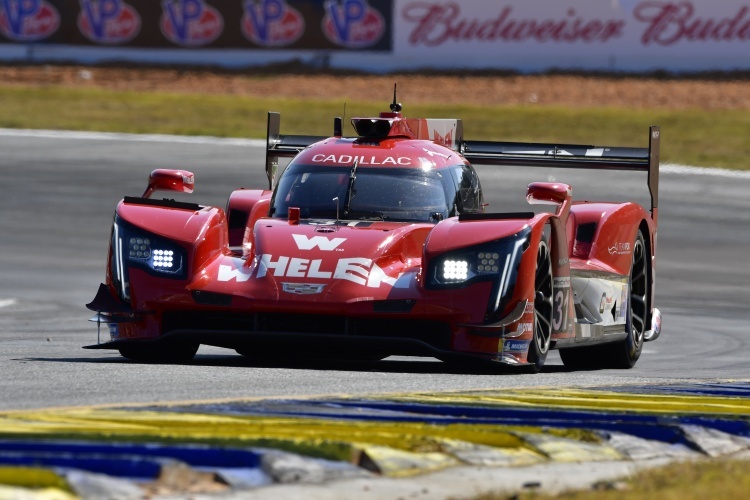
[1,130,748,411]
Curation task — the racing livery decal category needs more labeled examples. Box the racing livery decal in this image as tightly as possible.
[322,0,385,48]
[160,0,223,47]
[218,256,402,288]
[241,0,304,47]
[552,276,571,333]
[78,0,141,45]
[291,234,345,251]
[608,242,631,255]
[281,282,326,295]
[433,130,452,148]
[311,154,413,166]
[0,0,59,41]
[503,339,531,353]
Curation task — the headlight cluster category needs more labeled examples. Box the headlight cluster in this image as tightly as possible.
[427,228,531,319]
[430,232,528,287]
[440,253,501,283]
[110,217,187,300]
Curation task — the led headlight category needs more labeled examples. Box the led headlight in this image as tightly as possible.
[110,216,188,300]
[477,252,501,273]
[443,260,469,281]
[124,234,183,275]
[128,237,151,260]
[152,249,175,269]
[427,227,531,319]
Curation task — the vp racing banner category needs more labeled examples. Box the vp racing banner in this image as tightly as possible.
[0,0,393,50]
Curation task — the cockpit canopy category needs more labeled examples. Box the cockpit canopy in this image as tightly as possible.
[270,162,483,223]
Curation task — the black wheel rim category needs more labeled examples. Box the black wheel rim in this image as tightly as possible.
[534,241,553,355]
[630,237,648,348]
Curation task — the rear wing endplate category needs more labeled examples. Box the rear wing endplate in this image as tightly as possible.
[265,111,327,190]
[459,126,661,220]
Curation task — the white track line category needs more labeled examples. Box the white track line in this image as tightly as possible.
[0,299,17,309]
[0,128,747,180]
[661,163,750,179]
[0,128,265,147]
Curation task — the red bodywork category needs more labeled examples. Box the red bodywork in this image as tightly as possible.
[86,107,662,371]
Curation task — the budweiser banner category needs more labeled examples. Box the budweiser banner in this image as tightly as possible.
[0,0,748,71]
[394,0,750,71]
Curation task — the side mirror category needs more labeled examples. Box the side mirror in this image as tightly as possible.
[526,182,572,222]
[142,169,195,199]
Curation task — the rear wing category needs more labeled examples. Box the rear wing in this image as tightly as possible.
[459,126,661,220]
[264,111,660,220]
[265,111,327,190]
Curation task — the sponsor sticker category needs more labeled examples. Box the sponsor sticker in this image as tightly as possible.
[553,276,571,288]
[282,282,326,295]
[503,339,530,353]
[242,0,304,47]
[292,234,346,251]
[310,154,413,166]
[219,256,399,287]
[78,0,141,44]
[161,0,224,47]
[322,0,385,48]
[620,286,628,319]
[0,0,60,41]
[608,242,631,255]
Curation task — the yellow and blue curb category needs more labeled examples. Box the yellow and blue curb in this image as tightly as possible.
[0,382,748,497]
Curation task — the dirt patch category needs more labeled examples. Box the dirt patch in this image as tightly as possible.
[1,63,749,110]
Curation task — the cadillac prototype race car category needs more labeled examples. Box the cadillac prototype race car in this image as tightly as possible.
[86,96,662,372]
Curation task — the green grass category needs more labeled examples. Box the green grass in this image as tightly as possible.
[2,86,748,169]
[496,458,750,500]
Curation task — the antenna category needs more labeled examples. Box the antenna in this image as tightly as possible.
[333,197,340,226]
[390,84,402,112]
[334,102,347,137]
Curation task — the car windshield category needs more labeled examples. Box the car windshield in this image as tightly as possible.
[270,163,454,222]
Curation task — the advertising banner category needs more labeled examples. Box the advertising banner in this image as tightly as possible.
[393,0,750,71]
[0,0,748,72]
[0,0,393,51]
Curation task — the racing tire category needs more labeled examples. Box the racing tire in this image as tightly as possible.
[609,229,648,368]
[559,230,648,370]
[118,342,198,364]
[523,239,553,373]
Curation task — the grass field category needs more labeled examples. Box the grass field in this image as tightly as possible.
[504,457,750,500]
[2,85,749,169]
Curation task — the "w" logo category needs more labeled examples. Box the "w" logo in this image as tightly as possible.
[292,234,346,251]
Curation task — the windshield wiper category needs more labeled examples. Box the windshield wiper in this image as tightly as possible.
[342,158,358,218]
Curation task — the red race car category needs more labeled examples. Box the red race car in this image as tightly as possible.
[86,95,662,372]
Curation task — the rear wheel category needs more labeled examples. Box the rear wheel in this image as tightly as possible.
[559,230,648,370]
[119,342,198,364]
[523,240,553,373]
[610,230,648,368]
